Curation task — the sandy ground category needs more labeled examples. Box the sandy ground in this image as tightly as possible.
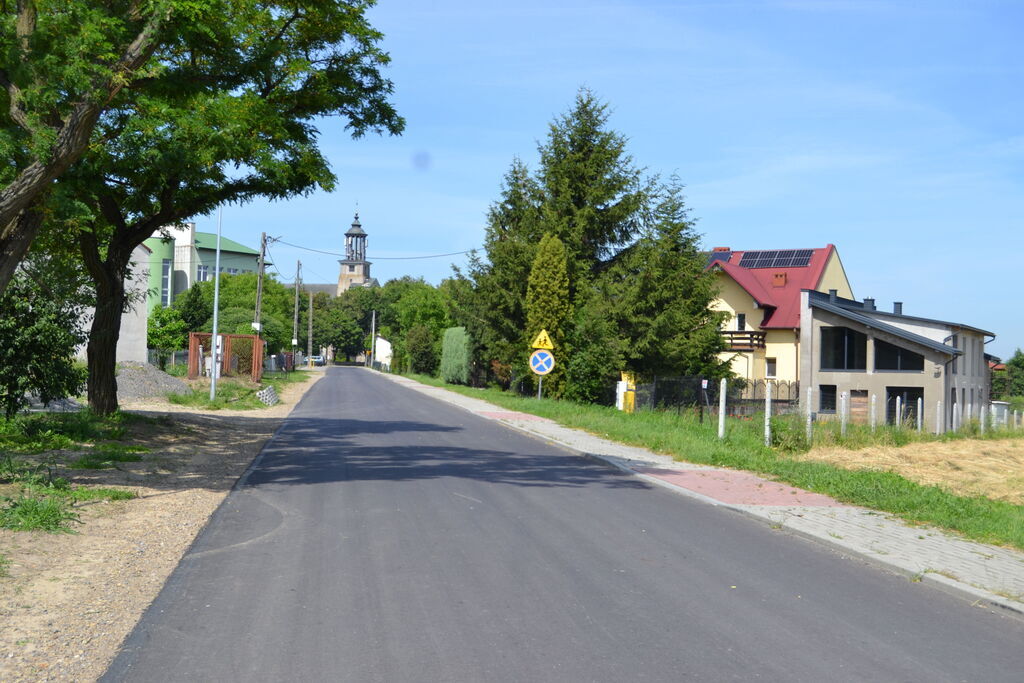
[0,371,323,682]
[796,438,1024,505]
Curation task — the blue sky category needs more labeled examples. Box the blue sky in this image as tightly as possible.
[201,0,1023,359]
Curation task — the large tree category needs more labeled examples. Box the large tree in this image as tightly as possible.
[0,1,232,292]
[604,177,729,380]
[60,1,402,413]
[525,233,570,393]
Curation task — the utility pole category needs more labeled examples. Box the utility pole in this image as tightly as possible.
[307,290,313,367]
[209,207,224,401]
[368,309,376,368]
[291,260,301,352]
[253,232,266,335]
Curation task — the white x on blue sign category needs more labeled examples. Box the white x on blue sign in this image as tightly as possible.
[529,349,555,376]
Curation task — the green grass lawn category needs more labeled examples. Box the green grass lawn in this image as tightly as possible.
[403,372,1024,551]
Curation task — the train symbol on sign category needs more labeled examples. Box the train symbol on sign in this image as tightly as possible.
[529,349,555,376]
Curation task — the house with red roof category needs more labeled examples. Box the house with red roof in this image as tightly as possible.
[706,245,853,383]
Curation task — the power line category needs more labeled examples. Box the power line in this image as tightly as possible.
[273,238,475,260]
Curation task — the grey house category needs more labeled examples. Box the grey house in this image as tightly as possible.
[798,290,993,432]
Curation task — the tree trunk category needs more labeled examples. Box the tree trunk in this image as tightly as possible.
[87,273,125,415]
[0,205,44,292]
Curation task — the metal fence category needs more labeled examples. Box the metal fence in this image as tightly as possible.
[632,377,801,418]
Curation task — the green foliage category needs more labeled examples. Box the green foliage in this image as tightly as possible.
[605,176,729,380]
[406,324,438,375]
[173,282,212,332]
[312,295,364,360]
[456,90,727,401]
[0,496,79,533]
[168,370,308,411]
[0,274,86,418]
[563,293,624,404]
[440,327,472,385]
[1005,349,1024,398]
[526,234,571,394]
[148,305,189,370]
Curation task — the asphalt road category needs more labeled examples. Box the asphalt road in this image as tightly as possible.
[104,367,1024,682]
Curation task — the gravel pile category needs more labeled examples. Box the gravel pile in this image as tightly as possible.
[115,361,190,400]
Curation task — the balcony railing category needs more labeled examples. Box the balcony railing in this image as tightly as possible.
[720,330,766,351]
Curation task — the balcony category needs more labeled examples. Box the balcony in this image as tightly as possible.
[721,330,766,351]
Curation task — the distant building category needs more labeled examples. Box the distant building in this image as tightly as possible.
[337,213,378,295]
[142,222,265,314]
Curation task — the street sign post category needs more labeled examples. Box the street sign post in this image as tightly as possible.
[529,349,555,399]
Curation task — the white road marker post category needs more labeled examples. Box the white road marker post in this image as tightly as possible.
[805,386,813,444]
[895,396,902,430]
[764,380,773,447]
[840,392,848,438]
[917,397,923,433]
[718,378,727,440]
[870,394,877,433]
[936,400,943,435]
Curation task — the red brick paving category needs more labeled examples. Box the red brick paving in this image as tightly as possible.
[634,467,844,507]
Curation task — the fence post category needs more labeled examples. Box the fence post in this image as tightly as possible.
[895,395,902,429]
[980,404,987,435]
[870,394,877,432]
[718,378,727,440]
[805,386,813,444]
[764,380,773,447]
[840,392,847,438]
[936,400,942,435]
[916,396,923,433]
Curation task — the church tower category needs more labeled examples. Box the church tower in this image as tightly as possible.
[337,213,375,295]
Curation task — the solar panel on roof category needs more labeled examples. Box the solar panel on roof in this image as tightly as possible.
[738,249,814,269]
[707,251,731,267]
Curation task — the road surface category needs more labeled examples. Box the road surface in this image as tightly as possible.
[104,367,1024,681]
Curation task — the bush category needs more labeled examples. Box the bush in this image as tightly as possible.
[406,324,438,375]
[440,327,471,385]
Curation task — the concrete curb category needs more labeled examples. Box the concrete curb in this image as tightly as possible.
[372,370,1024,619]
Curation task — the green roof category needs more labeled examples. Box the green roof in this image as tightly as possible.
[194,232,260,255]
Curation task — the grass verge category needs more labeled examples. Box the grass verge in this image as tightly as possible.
[403,373,1024,551]
[0,411,144,532]
[168,370,311,410]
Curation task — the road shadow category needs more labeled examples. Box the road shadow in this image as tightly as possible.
[244,416,650,491]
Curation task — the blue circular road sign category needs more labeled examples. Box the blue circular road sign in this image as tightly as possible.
[529,349,555,376]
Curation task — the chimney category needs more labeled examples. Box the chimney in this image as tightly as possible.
[863,297,875,311]
[712,246,730,252]
[829,289,837,304]
[894,301,903,315]
[772,272,787,287]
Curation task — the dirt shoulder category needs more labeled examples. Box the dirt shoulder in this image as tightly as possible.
[0,371,324,682]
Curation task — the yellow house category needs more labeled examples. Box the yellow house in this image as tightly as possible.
[706,245,853,383]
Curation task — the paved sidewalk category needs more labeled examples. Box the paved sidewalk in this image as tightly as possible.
[376,371,1024,616]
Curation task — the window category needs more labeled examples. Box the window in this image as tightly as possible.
[819,385,837,413]
[348,264,356,273]
[765,358,777,378]
[220,267,239,275]
[160,259,171,306]
[874,339,924,372]
[197,265,210,282]
[820,326,866,371]
[886,387,923,425]
[736,313,746,331]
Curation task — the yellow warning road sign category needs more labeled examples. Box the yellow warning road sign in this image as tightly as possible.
[530,329,554,350]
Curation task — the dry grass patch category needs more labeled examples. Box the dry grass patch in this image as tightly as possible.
[796,438,1024,505]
